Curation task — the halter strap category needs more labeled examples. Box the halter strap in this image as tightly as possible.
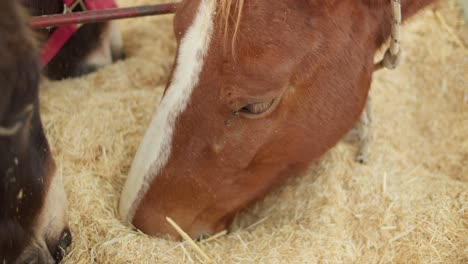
[0,105,34,137]
[39,0,117,69]
[374,0,402,71]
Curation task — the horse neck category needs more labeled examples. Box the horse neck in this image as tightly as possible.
[287,0,438,152]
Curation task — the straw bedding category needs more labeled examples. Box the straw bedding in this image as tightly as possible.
[39,0,467,263]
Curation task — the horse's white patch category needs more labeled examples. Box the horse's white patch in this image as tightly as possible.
[35,172,68,241]
[17,172,69,264]
[119,0,217,222]
[82,29,113,67]
[108,21,123,59]
[83,21,122,67]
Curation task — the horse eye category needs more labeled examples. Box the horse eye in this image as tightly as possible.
[237,99,276,116]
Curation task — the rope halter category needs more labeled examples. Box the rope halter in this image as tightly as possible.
[375,0,402,71]
[63,0,87,14]
[0,105,34,137]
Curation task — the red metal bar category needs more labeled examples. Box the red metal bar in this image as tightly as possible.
[30,3,177,29]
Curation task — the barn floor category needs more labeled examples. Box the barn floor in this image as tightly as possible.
[39,0,467,263]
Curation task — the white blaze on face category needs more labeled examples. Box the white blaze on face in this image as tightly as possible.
[108,21,123,59]
[119,0,217,222]
[83,21,122,67]
[17,172,69,264]
[35,172,68,238]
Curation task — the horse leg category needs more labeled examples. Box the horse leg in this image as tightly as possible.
[355,96,372,164]
[343,96,372,164]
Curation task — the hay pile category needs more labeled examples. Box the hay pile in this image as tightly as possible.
[39,0,467,263]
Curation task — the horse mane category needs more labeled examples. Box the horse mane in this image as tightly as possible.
[218,0,244,53]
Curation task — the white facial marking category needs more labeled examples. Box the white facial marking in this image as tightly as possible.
[119,0,217,222]
[108,21,123,58]
[35,172,68,242]
[83,23,114,67]
[17,172,68,264]
[83,39,112,67]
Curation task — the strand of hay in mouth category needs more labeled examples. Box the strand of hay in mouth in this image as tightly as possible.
[166,217,214,263]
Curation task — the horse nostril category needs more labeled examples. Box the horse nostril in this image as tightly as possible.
[52,229,72,263]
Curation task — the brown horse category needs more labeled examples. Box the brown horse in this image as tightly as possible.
[0,1,71,263]
[120,0,437,240]
[21,0,124,80]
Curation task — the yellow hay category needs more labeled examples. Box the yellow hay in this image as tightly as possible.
[37,0,467,263]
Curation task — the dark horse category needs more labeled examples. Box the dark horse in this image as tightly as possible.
[21,0,124,80]
[0,1,71,263]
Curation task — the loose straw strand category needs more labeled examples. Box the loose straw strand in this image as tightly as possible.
[166,217,214,263]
